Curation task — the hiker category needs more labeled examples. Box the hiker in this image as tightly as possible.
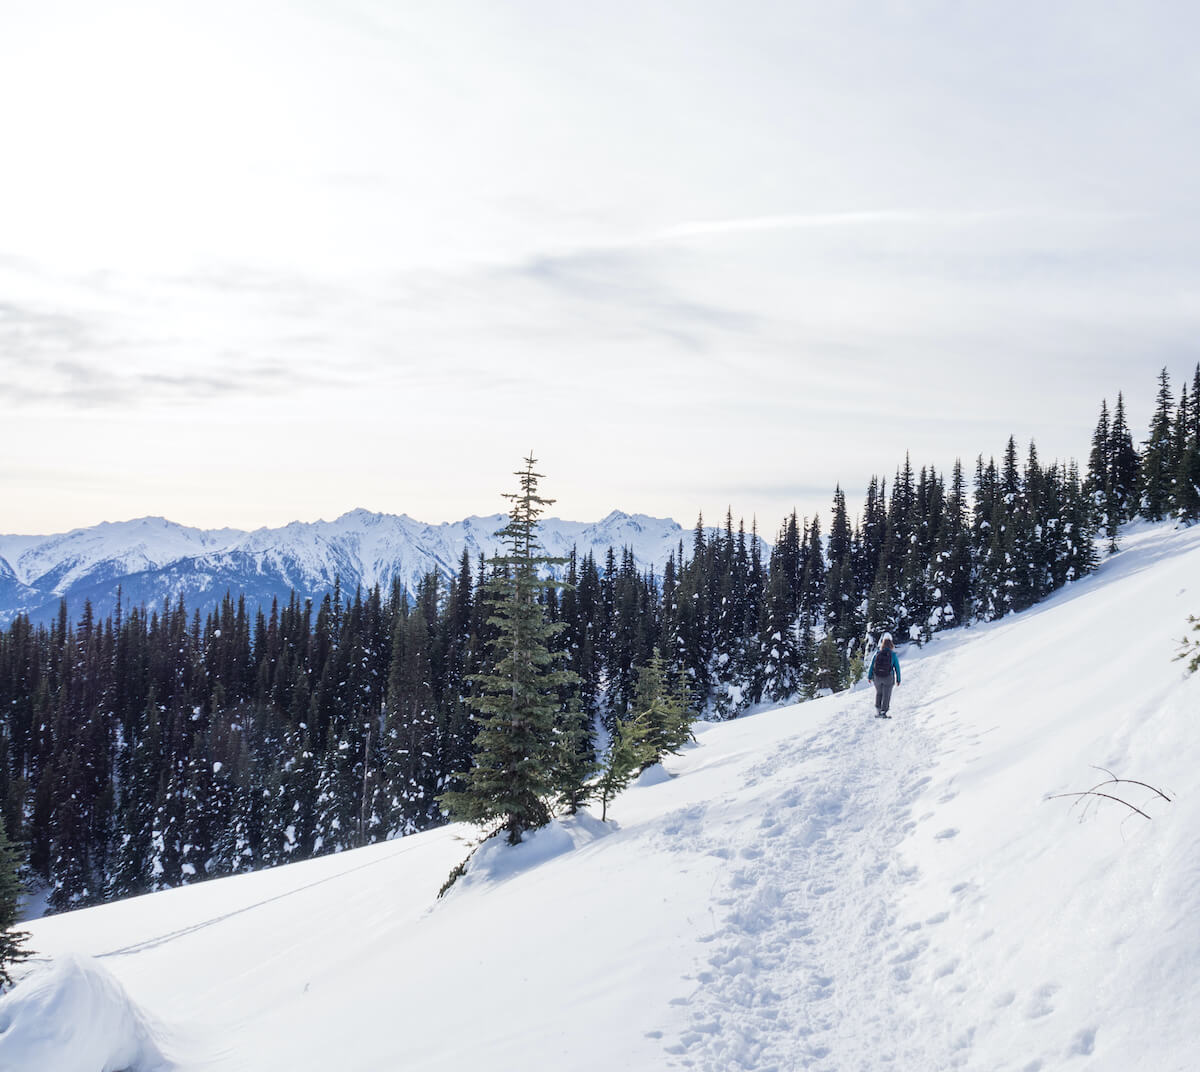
[868,633,901,718]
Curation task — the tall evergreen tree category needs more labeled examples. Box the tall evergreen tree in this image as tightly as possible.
[1173,383,1200,522]
[596,713,654,823]
[384,598,441,836]
[633,649,694,764]
[550,695,597,816]
[1085,397,1111,510]
[1109,393,1140,523]
[1085,398,1120,547]
[0,811,30,987]
[439,457,577,844]
[1141,368,1176,521]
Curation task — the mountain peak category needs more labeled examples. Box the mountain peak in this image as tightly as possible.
[0,509,722,627]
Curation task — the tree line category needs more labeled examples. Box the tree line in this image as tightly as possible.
[1,366,1197,922]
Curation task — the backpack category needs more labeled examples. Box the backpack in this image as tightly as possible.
[874,648,893,677]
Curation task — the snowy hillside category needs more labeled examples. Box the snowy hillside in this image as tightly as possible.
[4,521,1200,1071]
[0,509,698,626]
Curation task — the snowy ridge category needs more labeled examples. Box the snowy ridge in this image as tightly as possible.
[0,509,698,625]
[4,521,1200,1070]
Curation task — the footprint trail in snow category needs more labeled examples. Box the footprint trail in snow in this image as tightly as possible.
[661,657,953,1071]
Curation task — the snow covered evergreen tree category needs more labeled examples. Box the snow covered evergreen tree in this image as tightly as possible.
[1141,368,1176,521]
[1109,393,1141,524]
[1173,382,1200,522]
[384,598,441,835]
[633,648,694,765]
[0,812,30,987]
[110,690,162,898]
[1085,398,1115,540]
[760,528,802,702]
[597,712,654,823]
[550,696,597,816]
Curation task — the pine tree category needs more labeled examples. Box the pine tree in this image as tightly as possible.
[1141,368,1176,521]
[550,696,598,815]
[1063,461,1099,580]
[1109,393,1140,523]
[812,634,846,694]
[933,459,972,628]
[866,531,900,637]
[633,649,694,764]
[1011,442,1043,611]
[1085,398,1120,548]
[597,713,654,822]
[384,597,442,836]
[0,811,30,987]
[437,551,477,793]
[439,456,577,845]
[1179,615,1200,674]
[823,492,856,646]
[1172,383,1200,522]
[795,601,817,698]
[858,476,888,595]
[979,497,1016,621]
[760,536,802,702]
[1085,398,1111,515]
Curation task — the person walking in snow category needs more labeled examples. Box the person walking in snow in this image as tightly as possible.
[868,633,901,718]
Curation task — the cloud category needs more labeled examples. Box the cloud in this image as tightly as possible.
[0,305,318,408]
[651,210,956,241]
[647,207,1140,244]
[0,301,93,349]
[0,364,294,408]
[503,248,759,354]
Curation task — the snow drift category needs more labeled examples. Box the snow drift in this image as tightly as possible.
[5,521,1200,1070]
[0,953,172,1072]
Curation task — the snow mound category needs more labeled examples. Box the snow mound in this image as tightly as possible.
[0,953,173,1072]
[633,762,673,788]
[451,813,613,895]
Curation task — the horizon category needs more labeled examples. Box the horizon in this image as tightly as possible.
[3,374,1189,540]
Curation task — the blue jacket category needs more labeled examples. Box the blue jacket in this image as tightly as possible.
[868,648,900,683]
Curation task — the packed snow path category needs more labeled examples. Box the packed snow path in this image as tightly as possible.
[648,643,993,1070]
[7,521,1200,1071]
[657,655,960,1070]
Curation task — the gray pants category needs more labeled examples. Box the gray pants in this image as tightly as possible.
[874,674,895,715]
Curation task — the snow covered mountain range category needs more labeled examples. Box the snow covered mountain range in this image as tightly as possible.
[0,510,702,626]
[4,521,1199,1069]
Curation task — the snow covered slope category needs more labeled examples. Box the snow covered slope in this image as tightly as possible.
[4,521,1199,1071]
[0,509,696,626]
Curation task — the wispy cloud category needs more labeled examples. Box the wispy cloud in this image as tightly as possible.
[503,249,758,354]
[652,210,943,241]
[648,207,1138,244]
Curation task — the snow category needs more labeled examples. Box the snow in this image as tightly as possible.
[0,954,173,1072]
[0,508,716,625]
[4,521,1200,1070]
[0,516,241,594]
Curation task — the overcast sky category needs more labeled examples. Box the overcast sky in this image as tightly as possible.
[4,0,1200,536]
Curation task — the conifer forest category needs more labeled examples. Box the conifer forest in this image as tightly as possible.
[3,366,1199,913]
